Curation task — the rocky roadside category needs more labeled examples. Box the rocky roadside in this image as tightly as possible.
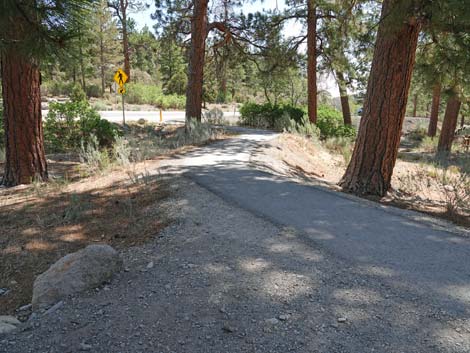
[1,177,469,353]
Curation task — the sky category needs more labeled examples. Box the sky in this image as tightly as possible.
[132,1,339,97]
[133,2,303,38]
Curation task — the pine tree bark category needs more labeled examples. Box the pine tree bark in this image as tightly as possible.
[412,93,418,117]
[120,0,131,81]
[100,21,106,95]
[1,48,48,186]
[437,94,461,155]
[428,83,441,137]
[185,0,209,123]
[460,112,465,128]
[339,0,421,196]
[307,0,317,124]
[78,30,86,91]
[336,71,352,126]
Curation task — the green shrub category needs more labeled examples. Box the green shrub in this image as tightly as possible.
[420,136,438,153]
[44,101,119,152]
[112,136,131,166]
[156,94,186,110]
[42,81,74,97]
[70,84,87,102]
[240,103,354,137]
[79,134,111,173]
[92,101,109,111]
[125,83,162,105]
[317,105,356,138]
[165,70,187,96]
[239,103,305,130]
[86,84,101,98]
[125,83,185,109]
[287,115,320,140]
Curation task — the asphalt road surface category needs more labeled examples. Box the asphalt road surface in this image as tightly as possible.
[182,130,470,310]
[42,110,240,125]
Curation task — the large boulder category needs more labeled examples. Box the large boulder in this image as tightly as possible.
[32,245,122,310]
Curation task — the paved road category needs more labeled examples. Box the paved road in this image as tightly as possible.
[162,128,470,349]
[42,110,240,124]
[99,110,240,124]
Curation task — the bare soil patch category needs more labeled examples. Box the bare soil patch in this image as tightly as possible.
[0,163,171,315]
[0,122,227,315]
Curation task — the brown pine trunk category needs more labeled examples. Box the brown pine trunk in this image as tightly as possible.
[412,93,418,117]
[437,94,461,155]
[185,0,209,123]
[336,71,352,126]
[100,22,106,95]
[460,113,465,128]
[339,0,421,196]
[307,0,317,124]
[428,83,441,137]
[78,30,86,91]
[120,0,131,81]
[1,48,48,186]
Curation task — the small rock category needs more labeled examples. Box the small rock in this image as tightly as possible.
[444,185,455,192]
[222,323,235,333]
[45,301,64,315]
[337,317,347,323]
[17,304,32,312]
[278,314,290,321]
[266,318,279,325]
[0,316,20,326]
[79,342,92,351]
[146,261,154,269]
[0,316,21,335]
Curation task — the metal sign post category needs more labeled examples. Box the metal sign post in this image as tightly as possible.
[122,92,126,125]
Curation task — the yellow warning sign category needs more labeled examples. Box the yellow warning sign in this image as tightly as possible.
[118,87,126,94]
[114,69,128,86]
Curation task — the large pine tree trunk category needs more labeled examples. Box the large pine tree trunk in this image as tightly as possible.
[1,48,48,186]
[78,30,86,91]
[339,0,420,196]
[437,94,461,154]
[185,0,209,123]
[336,71,352,126]
[120,0,130,81]
[307,0,317,124]
[100,22,106,95]
[428,83,441,137]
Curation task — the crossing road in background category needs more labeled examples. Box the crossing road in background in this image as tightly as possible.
[41,110,240,125]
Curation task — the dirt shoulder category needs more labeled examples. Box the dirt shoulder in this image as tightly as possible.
[0,122,229,316]
[0,159,172,316]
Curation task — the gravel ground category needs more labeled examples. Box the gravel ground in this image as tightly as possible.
[1,176,469,353]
